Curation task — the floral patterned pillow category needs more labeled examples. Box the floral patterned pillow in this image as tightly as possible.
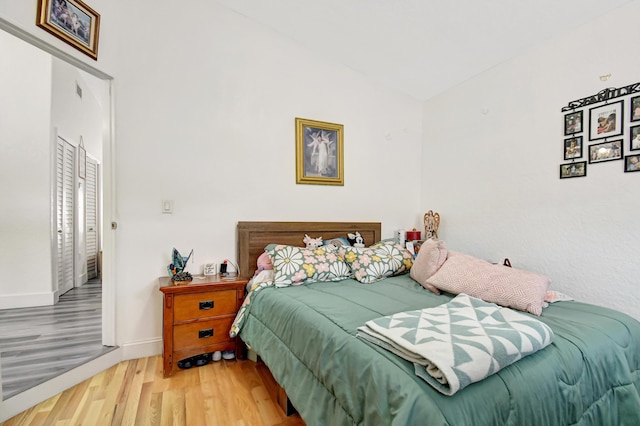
[339,240,414,284]
[266,244,351,287]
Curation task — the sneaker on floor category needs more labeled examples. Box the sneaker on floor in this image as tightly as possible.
[177,358,193,369]
[195,354,209,367]
[211,351,222,361]
[222,350,235,360]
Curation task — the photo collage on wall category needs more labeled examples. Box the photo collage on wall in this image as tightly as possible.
[560,86,640,178]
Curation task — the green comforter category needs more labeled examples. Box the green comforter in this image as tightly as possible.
[239,275,640,425]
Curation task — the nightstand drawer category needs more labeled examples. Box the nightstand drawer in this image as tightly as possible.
[173,317,234,350]
[174,290,237,322]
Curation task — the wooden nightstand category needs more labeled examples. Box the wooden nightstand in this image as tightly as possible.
[159,274,248,377]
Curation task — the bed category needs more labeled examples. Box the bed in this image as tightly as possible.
[235,221,640,425]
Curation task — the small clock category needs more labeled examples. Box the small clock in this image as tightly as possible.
[203,263,217,276]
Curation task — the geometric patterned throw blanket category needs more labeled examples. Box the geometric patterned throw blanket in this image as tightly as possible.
[356,293,554,395]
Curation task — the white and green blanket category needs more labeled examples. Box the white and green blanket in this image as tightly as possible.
[357,293,554,395]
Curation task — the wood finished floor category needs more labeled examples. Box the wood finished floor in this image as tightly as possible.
[1,355,306,426]
[0,279,115,400]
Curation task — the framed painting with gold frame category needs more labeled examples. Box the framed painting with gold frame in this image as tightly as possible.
[295,117,344,186]
[36,0,100,60]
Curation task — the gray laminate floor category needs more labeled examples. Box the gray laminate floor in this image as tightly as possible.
[0,279,116,400]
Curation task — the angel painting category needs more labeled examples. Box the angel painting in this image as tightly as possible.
[306,129,336,177]
[295,118,344,185]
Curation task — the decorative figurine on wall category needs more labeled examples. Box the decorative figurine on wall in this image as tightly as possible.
[168,247,194,282]
[424,210,441,240]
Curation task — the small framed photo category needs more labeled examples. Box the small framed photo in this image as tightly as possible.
[203,263,218,276]
[624,154,640,172]
[589,101,623,141]
[631,95,640,122]
[588,139,623,163]
[563,111,583,136]
[36,0,100,60]
[630,125,640,151]
[560,161,587,179]
[295,117,344,186]
[563,136,583,160]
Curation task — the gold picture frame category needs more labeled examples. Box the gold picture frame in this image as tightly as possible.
[36,0,101,60]
[295,117,344,186]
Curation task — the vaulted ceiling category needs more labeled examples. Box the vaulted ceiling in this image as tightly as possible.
[217,0,632,101]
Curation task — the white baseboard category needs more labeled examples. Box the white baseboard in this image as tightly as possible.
[0,292,55,310]
[0,348,122,423]
[121,337,162,361]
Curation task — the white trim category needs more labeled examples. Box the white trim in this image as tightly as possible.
[102,78,116,347]
[121,338,163,361]
[50,128,60,300]
[0,348,122,423]
[0,292,55,310]
[0,17,111,80]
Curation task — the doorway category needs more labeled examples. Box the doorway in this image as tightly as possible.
[0,17,115,403]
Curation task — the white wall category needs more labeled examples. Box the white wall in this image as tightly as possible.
[51,58,107,285]
[421,2,640,321]
[0,31,53,308]
[112,2,423,348]
[51,59,105,164]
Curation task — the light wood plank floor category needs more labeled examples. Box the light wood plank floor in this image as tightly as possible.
[0,279,115,400]
[1,355,305,426]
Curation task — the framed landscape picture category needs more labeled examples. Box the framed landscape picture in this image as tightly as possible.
[37,0,100,60]
[295,117,344,186]
[589,101,623,141]
[588,140,623,163]
[560,161,586,179]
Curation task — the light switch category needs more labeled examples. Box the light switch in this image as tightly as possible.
[162,200,173,214]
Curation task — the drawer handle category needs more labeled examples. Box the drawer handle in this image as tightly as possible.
[199,328,214,339]
[199,300,214,310]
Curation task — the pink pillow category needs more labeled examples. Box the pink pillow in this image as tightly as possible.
[425,251,550,316]
[410,239,447,294]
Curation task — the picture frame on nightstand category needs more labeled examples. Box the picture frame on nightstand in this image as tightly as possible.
[203,263,217,276]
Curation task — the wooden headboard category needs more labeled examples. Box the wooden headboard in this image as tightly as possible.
[236,221,382,278]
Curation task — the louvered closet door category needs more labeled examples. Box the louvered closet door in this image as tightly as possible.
[56,137,75,295]
[85,157,99,280]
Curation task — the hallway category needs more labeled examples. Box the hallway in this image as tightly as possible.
[0,279,115,400]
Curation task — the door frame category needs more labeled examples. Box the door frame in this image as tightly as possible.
[0,17,116,348]
[52,132,77,300]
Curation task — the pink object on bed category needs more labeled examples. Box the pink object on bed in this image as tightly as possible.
[425,250,550,315]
